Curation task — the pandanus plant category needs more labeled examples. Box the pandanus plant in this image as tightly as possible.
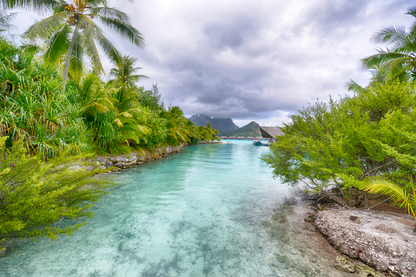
[362,177,416,232]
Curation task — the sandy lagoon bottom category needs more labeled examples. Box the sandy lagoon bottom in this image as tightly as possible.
[1,140,349,277]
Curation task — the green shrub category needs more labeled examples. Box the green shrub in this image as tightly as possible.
[0,137,115,243]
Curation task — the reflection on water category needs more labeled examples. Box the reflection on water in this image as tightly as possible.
[1,141,345,276]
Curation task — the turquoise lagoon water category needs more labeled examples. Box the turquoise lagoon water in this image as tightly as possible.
[1,140,343,277]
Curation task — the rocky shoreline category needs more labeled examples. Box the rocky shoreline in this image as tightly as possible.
[89,141,226,171]
[92,144,188,170]
[313,207,416,277]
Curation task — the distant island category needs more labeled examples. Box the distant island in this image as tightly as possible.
[189,114,239,135]
[224,121,262,137]
[189,114,263,137]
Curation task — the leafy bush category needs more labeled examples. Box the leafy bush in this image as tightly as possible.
[263,80,416,206]
[0,137,115,243]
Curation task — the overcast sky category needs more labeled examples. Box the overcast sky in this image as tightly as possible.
[7,0,416,127]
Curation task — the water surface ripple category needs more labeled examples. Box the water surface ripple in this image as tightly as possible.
[1,140,341,276]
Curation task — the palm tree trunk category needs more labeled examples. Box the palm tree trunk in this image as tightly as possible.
[62,21,80,88]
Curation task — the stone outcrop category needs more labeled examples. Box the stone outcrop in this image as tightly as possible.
[93,144,187,170]
[315,208,416,276]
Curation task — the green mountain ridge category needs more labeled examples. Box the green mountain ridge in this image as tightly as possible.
[225,121,262,137]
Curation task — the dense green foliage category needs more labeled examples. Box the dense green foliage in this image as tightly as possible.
[264,7,416,212]
[264,80,416,206]
[0,6,219,243]
[0,137,114,241]
[0,37,219,158]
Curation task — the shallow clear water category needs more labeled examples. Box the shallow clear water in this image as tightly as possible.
[0,141,340,277]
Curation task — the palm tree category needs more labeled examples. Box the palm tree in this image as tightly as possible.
[361,7,416,82]
[10,0,144,87]
[160,106,194,145]
[108,55,148,88]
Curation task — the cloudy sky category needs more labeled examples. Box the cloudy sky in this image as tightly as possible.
[7,0,416,127]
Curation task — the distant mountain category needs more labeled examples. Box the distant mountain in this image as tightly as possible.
[189,114,239,135]
[225,121,261,137]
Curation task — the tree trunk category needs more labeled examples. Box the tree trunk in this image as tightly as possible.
[364,191,369,209]
[62,21,80,89]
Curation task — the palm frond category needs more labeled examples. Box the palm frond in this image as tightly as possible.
[97,16,144,47]
[79,16,103,73]
[85,0,107,6]
[0,0,58,14]
[93,25,120,64]
[44,24,70,65]
[0,10,17,31]
[362,179,414,215]
[118,111,132,118]
[406,6,416,18]
[361,51,409,70]
[89,6,129,22]
[371,25,410,45]
[346,79,366,93]
[113,118,123,128]
[68,32,84,82]
[390,56,412,77]
[24,11,68,40]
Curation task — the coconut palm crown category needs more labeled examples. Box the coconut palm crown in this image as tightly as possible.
[11,0,144,87]
[361,6,416,82]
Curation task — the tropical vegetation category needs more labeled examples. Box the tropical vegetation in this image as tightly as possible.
[264,7,416,224]
[0,137,114,241]
[0,2,219,247]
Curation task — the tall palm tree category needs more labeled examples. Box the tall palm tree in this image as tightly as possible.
[361,7,416,82]
[7,0,144,87]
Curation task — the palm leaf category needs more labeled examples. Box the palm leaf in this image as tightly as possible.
[0,0,58,14]
[371,25,410,45]
[346,79,366,93]
[85,0,107,6]
[113,118,123,128]
[93,25,120,64]
[44,24,70,65]
[79,16,103,73]
[406,6,416,18]
[390,56,413,78]
[89,6,129,21]
[24,11,68,40]
[362,179,416,220]
[119,111,132,118]
[68,31,84,82]
[97,16,144,47]
[361,51,410,70]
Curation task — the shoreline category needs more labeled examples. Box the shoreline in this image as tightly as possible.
[92,140,225,171]
[294,192,415,277]
[97,141,410,276]
[277,196,402,276]
[314,205,415,276]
